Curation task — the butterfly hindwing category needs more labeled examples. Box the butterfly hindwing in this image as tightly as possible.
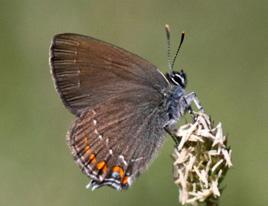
[67,93,169,190]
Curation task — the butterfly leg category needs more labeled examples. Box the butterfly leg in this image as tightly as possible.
[183,92,204,112]
[164,122,181,145]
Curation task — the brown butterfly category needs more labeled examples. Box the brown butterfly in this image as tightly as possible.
[49,28,203,190]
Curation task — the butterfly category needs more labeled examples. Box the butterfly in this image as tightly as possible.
[49,25,203,191]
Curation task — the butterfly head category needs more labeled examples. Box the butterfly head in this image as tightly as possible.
[166,70,187,88]
[164,25,187,88]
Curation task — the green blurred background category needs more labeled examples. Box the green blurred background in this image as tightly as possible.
[0,0,267,205]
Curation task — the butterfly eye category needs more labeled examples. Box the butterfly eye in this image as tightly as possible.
[166,70,187,88]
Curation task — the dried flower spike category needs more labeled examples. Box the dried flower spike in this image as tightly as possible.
[172,112,232,206]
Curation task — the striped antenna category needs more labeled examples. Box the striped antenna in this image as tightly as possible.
[171,31,185,70]
[165,24,172,71]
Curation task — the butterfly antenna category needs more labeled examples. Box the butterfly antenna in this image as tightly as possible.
[171,31,185,70]
[165,24,172,71]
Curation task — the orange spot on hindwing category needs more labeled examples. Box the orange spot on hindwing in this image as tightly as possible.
[122,176,128,185]
[89,153,97,164]
[84,145,91,155]
[96,161,108,173]
[112,166,125,179]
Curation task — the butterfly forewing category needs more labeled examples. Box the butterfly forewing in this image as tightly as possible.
[50,33,169,116]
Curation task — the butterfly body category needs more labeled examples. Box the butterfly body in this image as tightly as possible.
[50,33,202,191]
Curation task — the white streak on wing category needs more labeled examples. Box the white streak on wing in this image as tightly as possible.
[106,138,109,146]
[131,157,144,162]
[119,155,128,166]
[93,119,97,125]
[94,129,99,135]
[98,135,103,140]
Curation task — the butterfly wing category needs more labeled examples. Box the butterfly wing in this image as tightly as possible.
[67,88,169,190]
[50,33,169,116]
[50,33,171,190]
